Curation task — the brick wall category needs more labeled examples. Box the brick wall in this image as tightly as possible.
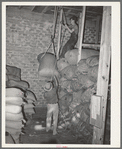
[6,7,100,106]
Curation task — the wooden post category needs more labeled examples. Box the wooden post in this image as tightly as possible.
[77,6,86,63]
[92,6,111,144]
[95,15,100,44]
[57,8,63,59]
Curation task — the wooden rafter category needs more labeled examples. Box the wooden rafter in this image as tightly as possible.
[41,6,49,14]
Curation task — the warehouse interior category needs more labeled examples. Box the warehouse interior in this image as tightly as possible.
[5,5,111,145]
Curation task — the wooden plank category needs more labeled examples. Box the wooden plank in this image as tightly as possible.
[31,6,35,12]
[41,6,48,14]
[92,6,111,144]
[77,6,86,63]
[95,15,100,44]
[82,43,100,48]
[90,95,103,128]
[57,8,63,59]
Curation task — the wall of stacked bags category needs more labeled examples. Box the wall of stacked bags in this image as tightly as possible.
[6,65,37,144]
[6,7,101,105]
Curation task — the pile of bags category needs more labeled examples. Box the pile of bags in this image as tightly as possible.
[6,65,37,143]
[6,88,26,144]
[23,90,37,120]
[57,49,99,143]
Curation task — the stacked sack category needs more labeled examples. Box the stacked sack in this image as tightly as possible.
[6,88,26,144]
[6,65,37,123]
[23,90,37,121]
[57,49,100,143]
[6,65,30,91]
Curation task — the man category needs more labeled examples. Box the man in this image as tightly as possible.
[44,76,59,135]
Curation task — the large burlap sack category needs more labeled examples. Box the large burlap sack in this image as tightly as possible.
[6,105,22,114]
[77,59,89,74]
[6,120,24,129]
[59,80,73,93]
[74,102,90,122]
[58,89,67,99]
[65,49,78,65]
[86,56,99,67]
[7,75,20,81]
[61,65,77,80]
[6,132,15,144]
[81,87,95,103]
[71,78,83,92]
[7,80,29,90]
[37,52,60,80]
[6,65,21,80]
[24,103,35,109]
[6,112,24,121]
[6,97,24,106]
[24,108,35,114]
[60,93,73,106]
[11,132,20,144]
[87,65,98,82]
[73,89,86,104]
[57,58,70,72]
[78,74,94,88]
[65,49,99,65]
[25,90,37,101]
[6,127,21,135]
[6,88,24,97]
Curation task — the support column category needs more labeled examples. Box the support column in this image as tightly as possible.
[77,6,86,63]
[57,8,63,59]
[92,6,111,144]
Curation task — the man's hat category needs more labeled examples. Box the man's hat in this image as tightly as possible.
[44,82,52,91]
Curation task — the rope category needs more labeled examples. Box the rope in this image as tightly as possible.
[39,6,58,60]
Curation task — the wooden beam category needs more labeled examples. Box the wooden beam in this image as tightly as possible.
[57,8,63,59]
[41,6,48,14]
[95,15,100,44]
[77,6,86,63]
[92,6,111,144]
[82,43,100,48]
[31,6,35,12]
[63,6,102,15]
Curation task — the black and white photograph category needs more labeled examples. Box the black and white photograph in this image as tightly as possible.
[2,1,120,148]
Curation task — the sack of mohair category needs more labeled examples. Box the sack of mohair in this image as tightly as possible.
[65,49,99,65]
[71,78,83,92]
[61,65,77,80]
[77,59,89,74]
[86,55,99,67]
[6,65,21,80]
[81,87,95,103]
[25,90,37,101]
[7,80,29,90]
[78,74,95,88]
[65,49,78,65]
[87,65,98,82]
[59,94,73,114]
[37,52,60,81]
[73,89,86,104]
[60,93,73,106]
[57,58,69,72]
[58,88,68,99]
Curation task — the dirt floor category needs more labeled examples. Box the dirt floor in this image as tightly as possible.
[20,106,110,144]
